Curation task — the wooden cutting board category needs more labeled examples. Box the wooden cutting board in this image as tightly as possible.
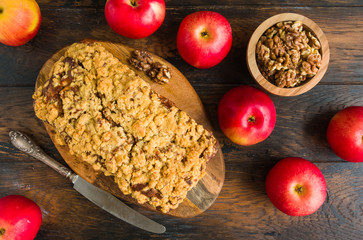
[35,40,225,218]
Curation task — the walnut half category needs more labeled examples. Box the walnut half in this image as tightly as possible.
[129,50,153,71]
[129,50,172,84]
[256,21,322,88]
[148,62,172,84]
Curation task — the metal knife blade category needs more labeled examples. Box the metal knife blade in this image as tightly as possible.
[72,175,166,234]
[9,130,166,234]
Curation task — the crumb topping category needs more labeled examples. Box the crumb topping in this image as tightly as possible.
[33,43,217,213]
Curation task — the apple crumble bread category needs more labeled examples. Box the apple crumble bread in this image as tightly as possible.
[33,42,217,213]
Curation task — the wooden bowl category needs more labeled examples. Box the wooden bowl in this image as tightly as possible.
[247,13,330,96]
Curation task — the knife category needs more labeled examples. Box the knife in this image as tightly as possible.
[9,130,166,234]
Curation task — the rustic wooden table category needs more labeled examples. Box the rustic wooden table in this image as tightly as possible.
[1,0,362,239]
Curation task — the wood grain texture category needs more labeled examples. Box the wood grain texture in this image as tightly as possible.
[0,142,361,239]
[247,13,330,96]
[35,40,225,217]
[34,0,363,8]
[0,7,362,86]
[0,0,362,239]
[0,81,362,238]
[1,84,363,163]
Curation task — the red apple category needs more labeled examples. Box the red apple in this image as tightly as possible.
[327,106,363,162]
[105,0,165,39]
[0,0,41,46]
[177,11,232,69]
[0,195,42,240]
[265,157,327,216]
[218,85,276,146]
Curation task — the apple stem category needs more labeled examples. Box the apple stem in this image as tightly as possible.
[201,31,209,38]
[130,0,137,7]
[0,228,5,237]
[0,7,3,14]
[295,186,303,193]
[248,116,256,123]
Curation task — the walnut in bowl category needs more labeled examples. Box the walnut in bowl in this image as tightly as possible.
[247,13,330,96]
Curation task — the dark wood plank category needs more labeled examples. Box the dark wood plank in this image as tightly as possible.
[0,153,361,239]
[1,6,363,86]
[0,1,362,239]
[35,0,363,8]
[1,84,362,166]
[197,84,363,165]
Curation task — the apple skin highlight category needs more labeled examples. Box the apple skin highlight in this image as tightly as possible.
[218,85,276,146]
[0,0,41,46]
[177,11,232,69]
[327,106,363,162]
[105,0,165,39]
[265,157,327,216]
[0,195,42,240]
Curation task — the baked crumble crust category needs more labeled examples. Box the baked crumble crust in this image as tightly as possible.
[33,43,217,213]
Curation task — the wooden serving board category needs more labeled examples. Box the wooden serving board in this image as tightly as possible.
[35,40,225,218]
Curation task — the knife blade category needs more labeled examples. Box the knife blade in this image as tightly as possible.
[9,130,166,234]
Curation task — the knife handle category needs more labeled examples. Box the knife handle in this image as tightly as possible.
[9,130,77,183]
